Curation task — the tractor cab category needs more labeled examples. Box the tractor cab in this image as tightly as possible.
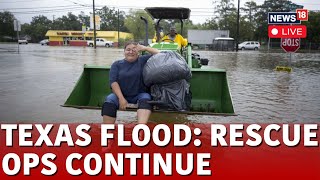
[145,7,189,45]
[144,7,203,67]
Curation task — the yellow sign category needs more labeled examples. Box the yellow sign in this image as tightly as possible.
[275,66,292,73]
[71,32,83,36]
[57,32,69,35]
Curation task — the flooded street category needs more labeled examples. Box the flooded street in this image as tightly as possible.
[0,43,319,123]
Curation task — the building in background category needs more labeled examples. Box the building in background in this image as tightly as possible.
[187,30,230,50]
[45,30,133,46]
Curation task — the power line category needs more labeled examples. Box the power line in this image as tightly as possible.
[2,5,219,15]
[1,5,83,10]
[0,0,44,3]
[10,7,91,14]
[64,0,88,7]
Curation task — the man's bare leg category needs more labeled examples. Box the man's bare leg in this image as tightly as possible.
[102,115,116,152]
[137,109,151,124]
[103,115,116,124]
[137,109,151,140]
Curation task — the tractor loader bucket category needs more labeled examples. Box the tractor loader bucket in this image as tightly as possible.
[62,65,235,116]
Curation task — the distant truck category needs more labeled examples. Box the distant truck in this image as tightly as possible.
[87,38,113,47]
[18,39,28,44]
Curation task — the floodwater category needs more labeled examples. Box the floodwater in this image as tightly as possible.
[0,43,319,123]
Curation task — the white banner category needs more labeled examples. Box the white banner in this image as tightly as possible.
[13,20,21,31]
[90,14,101,30]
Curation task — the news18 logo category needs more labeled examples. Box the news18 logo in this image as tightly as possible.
[268,9,308,38]
[268,12,300,24]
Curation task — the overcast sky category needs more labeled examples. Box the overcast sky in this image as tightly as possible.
[1,0,319,24]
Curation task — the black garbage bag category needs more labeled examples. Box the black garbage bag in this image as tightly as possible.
[150,79,192,111]
[143,51,191,87]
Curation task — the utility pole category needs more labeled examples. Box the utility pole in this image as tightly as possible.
[236,0,240,52]
[14,19,20,53]
[118,9,120,47]
[93,0,96,49]
[52,15,55,30]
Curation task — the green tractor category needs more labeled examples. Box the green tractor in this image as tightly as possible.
[63,7,235,116]
[145,7,205,68]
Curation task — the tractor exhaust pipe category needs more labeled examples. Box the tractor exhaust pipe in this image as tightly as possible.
[140,16,148,46]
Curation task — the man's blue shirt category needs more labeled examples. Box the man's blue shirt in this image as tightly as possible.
[109,54,152,97]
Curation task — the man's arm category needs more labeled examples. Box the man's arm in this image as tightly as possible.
[111,82,127,110]
[109,62,127,110]
[136,44,160,54]
[178,34,188,47]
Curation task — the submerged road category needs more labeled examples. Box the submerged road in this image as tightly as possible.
[0,43,319,123]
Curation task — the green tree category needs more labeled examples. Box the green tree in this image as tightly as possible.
[179,19,198,37]
[212,0,238,38]
[239,17,254,41]
[21,15,52,42]
[241,1,258,40]
[241,1,258,24]
[53,12,81,30]
[96,6,128,32]
[303,11,320,45]
[78,11,90,28]
[202,18,219,30]
[124,9,154,41]
[0,11,16,40]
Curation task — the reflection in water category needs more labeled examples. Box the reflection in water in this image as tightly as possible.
[0,44,319,123]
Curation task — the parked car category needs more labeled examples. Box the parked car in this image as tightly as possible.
[18,39,28,44]
[238,41,260,50]
[87,38,113,47]
[40,39,49,45]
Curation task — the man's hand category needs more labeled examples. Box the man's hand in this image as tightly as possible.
[119,97,128,110]
[136,44,147,52]
[136,44,160,55]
